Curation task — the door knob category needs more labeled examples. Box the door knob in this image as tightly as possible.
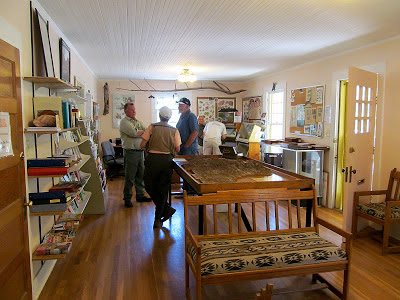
[351,169,357,174]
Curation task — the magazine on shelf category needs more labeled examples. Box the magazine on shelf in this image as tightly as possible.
[34,242,72,256]
[42,229,76,243]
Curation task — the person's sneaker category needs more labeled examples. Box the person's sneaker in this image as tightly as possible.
[161,207,176,222]
[124,200,133,207]
[153,219,162,229]
[136,196,152,202]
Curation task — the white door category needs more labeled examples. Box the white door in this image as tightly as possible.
[342,67,378,231]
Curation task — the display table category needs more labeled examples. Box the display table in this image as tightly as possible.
[173,155,315,233]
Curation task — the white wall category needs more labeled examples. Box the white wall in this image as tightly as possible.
[96,80,247,143]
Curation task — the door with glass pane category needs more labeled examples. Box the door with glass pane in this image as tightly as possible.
[342,67,377,231]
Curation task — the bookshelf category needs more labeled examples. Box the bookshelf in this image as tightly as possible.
[24,76,77,90]
[26,126,106,262]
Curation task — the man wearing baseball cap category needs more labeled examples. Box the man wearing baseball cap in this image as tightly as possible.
[176,97,199,155]
[141,106,181,228]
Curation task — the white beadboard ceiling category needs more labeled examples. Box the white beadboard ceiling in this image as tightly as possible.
[37,0,400,81]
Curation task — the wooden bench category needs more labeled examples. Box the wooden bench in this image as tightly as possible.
[183,187,352,299]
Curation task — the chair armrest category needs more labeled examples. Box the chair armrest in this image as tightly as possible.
[354,190,387,197]
[185,225,201,252]
[316,217,352,240]
[103,155,117,164]
[387,200,400,208]
[353,189,388,206]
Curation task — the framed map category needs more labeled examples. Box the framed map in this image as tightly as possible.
[112,94,135,128]
[197,97,236,123]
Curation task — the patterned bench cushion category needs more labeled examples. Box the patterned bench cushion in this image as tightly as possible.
[187,231,347,276]
[357,202,400,220]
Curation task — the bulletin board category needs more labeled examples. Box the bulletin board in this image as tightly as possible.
[197,97,236,123]
[289,85,325,137]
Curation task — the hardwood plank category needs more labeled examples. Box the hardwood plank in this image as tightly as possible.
[38,178,400,300]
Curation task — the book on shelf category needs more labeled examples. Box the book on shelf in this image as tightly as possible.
[29,191,68,200]
[31,197,71,205]
[27,158,69,168]
[62,101,71,129]
[53,218,83,231]
[68,199,80,214]
[27,166,69,176]
[49,181,82,192]
[34,242,72,256]
[56,213,83,223]
[30,202,69,213]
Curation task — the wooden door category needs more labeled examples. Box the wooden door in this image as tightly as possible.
[0,39,32,298]
[342,67,378,232]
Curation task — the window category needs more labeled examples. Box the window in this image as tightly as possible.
[265,91,285,140]
[155,95,179,127]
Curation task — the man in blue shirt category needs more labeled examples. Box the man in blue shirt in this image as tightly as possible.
[176,98,199,155]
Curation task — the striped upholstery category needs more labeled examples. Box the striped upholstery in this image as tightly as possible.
[357,202,400,220]
[187,231,347,276]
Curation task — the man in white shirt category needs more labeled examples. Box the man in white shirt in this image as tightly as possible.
[203,119,227,155]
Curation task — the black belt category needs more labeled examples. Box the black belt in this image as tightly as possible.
[126,149,143,152]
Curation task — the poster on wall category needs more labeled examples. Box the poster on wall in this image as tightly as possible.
[242,96,262,122]
[0,112,14,158]
[197,97,215,123]
[112,94,135,128]
[242,98,250,122]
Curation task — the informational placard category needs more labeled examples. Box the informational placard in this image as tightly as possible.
[289,85,325,137]
[0,112,14,158]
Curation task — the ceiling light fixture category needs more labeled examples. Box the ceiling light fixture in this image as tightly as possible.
[177,69,197,82]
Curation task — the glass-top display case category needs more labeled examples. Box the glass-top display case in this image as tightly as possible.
[261,144,325,198]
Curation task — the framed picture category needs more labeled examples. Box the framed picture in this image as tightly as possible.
[216,97,235,113]
[74,76,86,98]
[242,98,250,122]
[59,38,70,83]
[36,9,54,77]
[112,94,135,128]
[244,96,262,121]
[197,97,216,123]
[197,97,236,123]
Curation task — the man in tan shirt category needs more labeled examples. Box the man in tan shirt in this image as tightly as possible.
[120,103,151,207]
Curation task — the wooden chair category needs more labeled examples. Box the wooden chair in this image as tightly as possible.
[184,187,352,299]
[254,283,274,300]
[352,168,400,255]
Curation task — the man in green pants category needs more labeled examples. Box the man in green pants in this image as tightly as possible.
[120,103,151,207]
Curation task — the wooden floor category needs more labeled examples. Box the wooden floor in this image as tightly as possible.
[39,178,400,300]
